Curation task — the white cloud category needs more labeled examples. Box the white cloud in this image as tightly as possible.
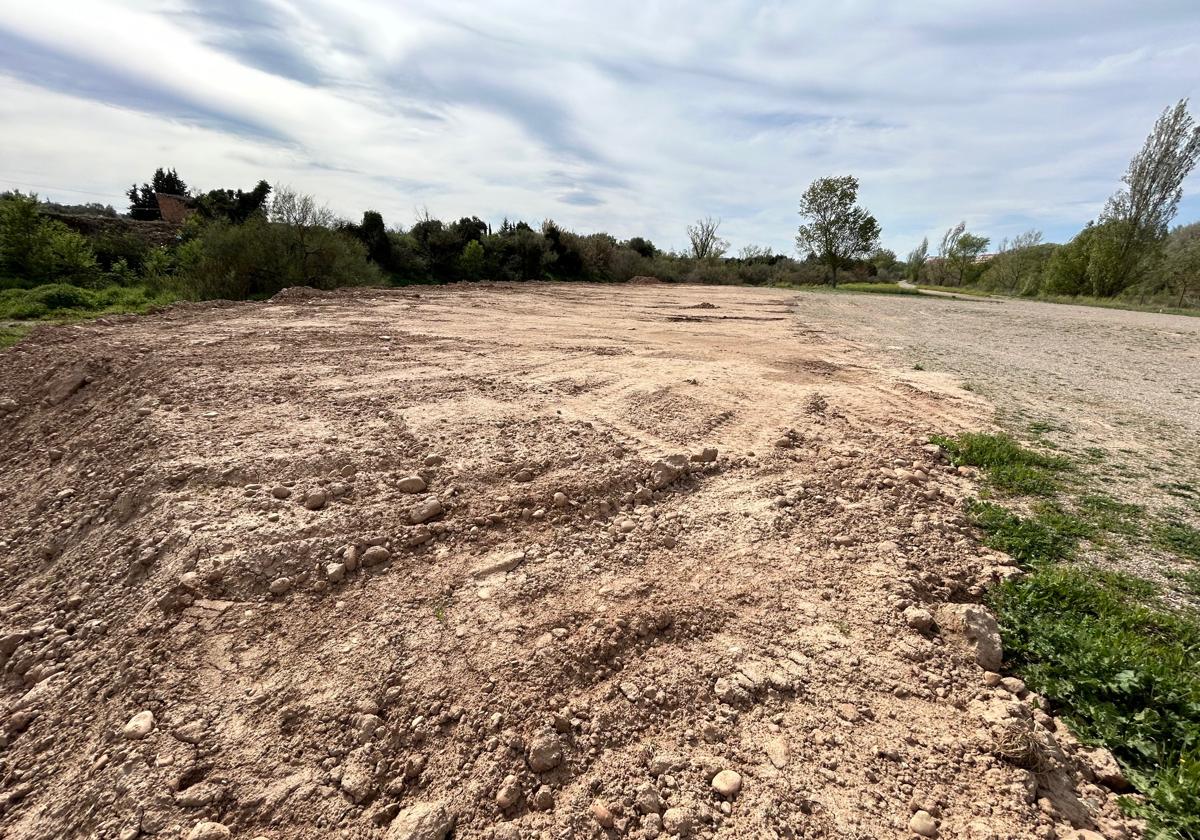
[1,0,1199,254]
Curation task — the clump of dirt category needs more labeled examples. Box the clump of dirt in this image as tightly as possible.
[0,283,1137,839]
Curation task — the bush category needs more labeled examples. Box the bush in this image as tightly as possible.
[0,192,100,287]
[176,206,380,300]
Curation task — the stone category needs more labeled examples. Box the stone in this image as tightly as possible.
[711,770,742,798]
[269,577,292,596]
[765,738,789,768]
[271,486,291,499]
[187,822,231,840]
[635,784,663,814]
[903,606,935,633]
[397,476,427,493]
[410,497,444,524]
[176,782,222,807]
[423,455,445,467]
[362,546,391,567]
[527,732,563,772]
[662,806,694,836]
[649,454,689,490]
[471,551,524,578]
[123,710,155,739]
[909,810,938,838]
[696,447,718,463]
[326,563,346,583]
[341,758,373,803]
[960,605,1003,671]
[1082,747,1129,791]
[386,801,454,840]
[532,785,554,811]
[303,488,329,510]
[773,437,793,449]
[172,721,206,745]
[495,774,522,809]
[591,802,615,828]
[553,491,569,508]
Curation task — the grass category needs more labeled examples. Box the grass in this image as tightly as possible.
[0,324,29,349]
[0,283,179,321]
[936,431,1200,838]
[835,281,924,295]
[917,283,996,297]
[932,431,1070,495]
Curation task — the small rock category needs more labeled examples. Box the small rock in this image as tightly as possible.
[773,437,792,449]
[620,682,640,701]
[909,809,938,837]
[635,784,663,814]
[269,577,292,596]
[326,563,347,583]
[410,497,444,524]
[1082,747,1129,791]
[711,770,742,798]
[662,806,694,836]
[123,710,155,739]
[495,775,522,809]
[271,486,291,499]
[423,455,445,467]
[765,738,789,769]
[903,606,935,633]
[187,822,231,840]
[553,491,569,508]
[527,732,563,772]
[531,785,554,811]
[648,454,689,489]
[303,488,329,510]
[385,800,454,840]
[397,476,428,493]
[590,802,615,828]
[361,546,391,567]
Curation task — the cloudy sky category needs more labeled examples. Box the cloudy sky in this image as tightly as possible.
[2,1,1199,255]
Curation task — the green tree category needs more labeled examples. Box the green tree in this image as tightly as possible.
[1162,222,1200,306]
[126,167,189,220]
[795,176,881,286]
[906,237,928,282]
[1092,99,1200,296]
[459,239,486,280]
[195,180,272,224]
[626,236,657,258]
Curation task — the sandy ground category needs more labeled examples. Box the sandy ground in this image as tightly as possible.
[0,284,1149,840]
[797,293,1200,519]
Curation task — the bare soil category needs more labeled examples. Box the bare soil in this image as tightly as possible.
[0,284,1144,839]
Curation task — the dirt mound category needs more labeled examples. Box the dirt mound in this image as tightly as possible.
[0,283,1136,839]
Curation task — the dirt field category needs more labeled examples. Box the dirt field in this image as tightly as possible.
[0,284,1150,840]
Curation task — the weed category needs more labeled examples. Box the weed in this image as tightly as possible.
[913,362,925,371]
[933,431,1069,496]
[835,281,924,295]
[969,501,1077,563]
[991,565,1200,837]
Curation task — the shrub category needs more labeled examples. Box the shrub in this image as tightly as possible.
[0,192,100,287]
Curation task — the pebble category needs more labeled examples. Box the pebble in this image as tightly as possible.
[711,769,742,798]
[553,491,569,508]
[410,497,444,524]
[765,738,789,768]
[122,710,155,739]
[326,563,346,583]
[303,488,329,510]
[271,486,291,499]
[423,454,445,467]
[397,476,427,493]
[362,546,391,567]
[591,802,615,828]
[269,577,292,595]
[909,810,938,837]
[495,775,522,809]
[903,606,935,633]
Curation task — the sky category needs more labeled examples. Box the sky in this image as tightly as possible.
[2,1,1199,256]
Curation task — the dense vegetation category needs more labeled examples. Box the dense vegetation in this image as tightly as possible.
[934,432,1200,838]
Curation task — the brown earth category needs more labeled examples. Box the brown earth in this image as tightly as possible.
[0,283,1139,840]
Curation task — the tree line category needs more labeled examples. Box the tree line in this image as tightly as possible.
[3,99,1198,314]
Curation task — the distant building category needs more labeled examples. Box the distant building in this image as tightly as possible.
[155,192,196,225]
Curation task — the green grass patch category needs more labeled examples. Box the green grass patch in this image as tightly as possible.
[991,566,1200,836]
[969,501,1079,563]
[0,283,179,321]
[0,324,29,349]
[1154,518,1200,563]
[1077,494,1144,538]
[933,431,1069,495]
[835,281,924,295]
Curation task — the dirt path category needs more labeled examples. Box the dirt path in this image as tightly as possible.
[0,284,1137,840]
